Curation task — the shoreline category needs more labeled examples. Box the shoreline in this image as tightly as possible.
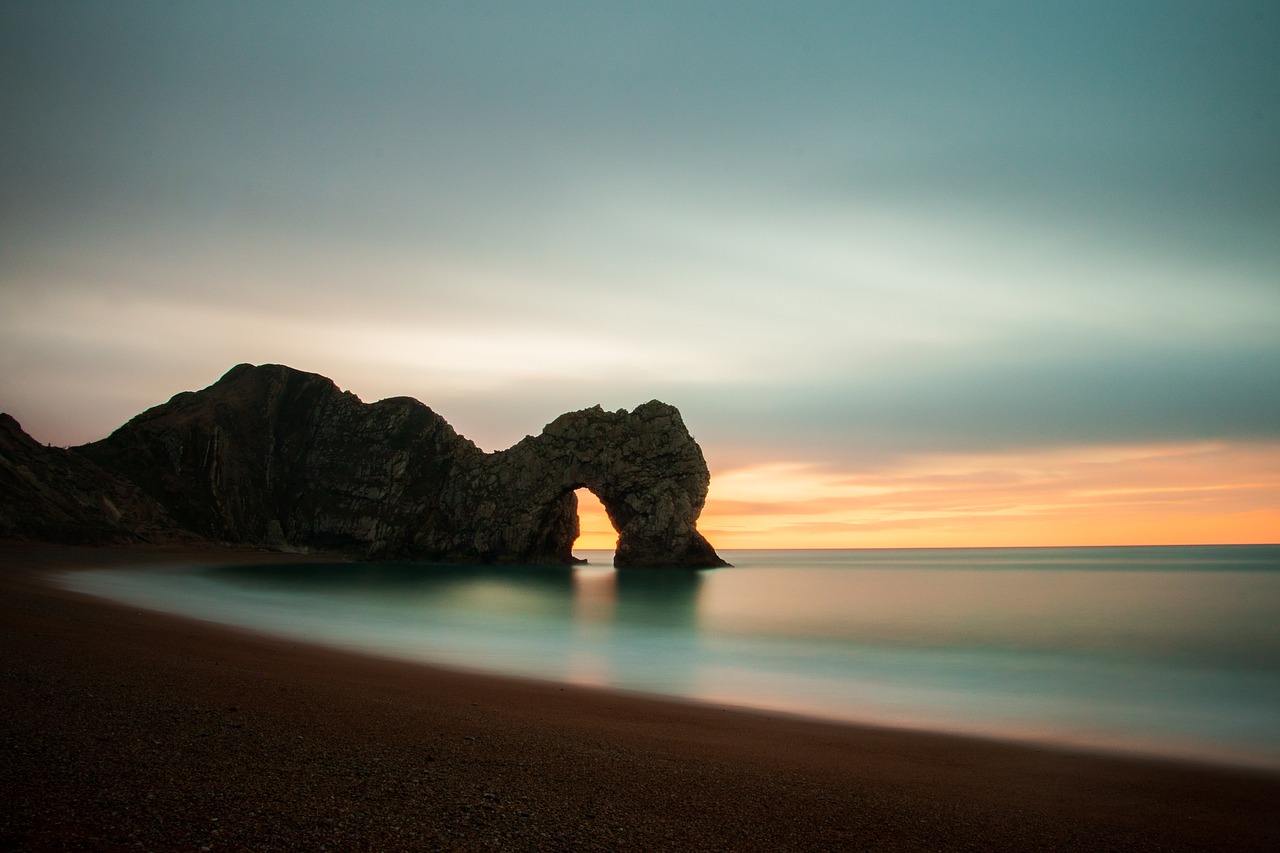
[47,558,1280,778]
[3,541,1279,851]
[54,544,1280,776]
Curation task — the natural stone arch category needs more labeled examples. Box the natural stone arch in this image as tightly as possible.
[73,364,728,568]
[451,402,728,568]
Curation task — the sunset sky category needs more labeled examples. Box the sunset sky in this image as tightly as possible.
[3,2,1277,548]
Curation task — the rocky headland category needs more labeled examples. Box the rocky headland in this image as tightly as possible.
[1,364,727,567]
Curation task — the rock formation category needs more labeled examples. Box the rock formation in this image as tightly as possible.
[0,413,190,545]
[56,363,727,567]
[455,400,726,567]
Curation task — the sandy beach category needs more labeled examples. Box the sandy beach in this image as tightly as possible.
[2,542,1277,852]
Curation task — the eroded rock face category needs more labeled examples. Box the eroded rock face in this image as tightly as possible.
[73,364,727,567]
[0,414,190,545]
[449,402,725,568]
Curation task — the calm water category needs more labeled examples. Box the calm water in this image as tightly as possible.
[60,546,1280,769]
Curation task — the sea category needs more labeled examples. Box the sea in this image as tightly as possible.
[59,545,1280,770]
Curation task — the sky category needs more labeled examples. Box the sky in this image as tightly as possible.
[2,1,1278,548]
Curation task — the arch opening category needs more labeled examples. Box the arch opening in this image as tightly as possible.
[572,487,619,561]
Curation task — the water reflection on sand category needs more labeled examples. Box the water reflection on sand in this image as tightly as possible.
[60,546,1280,770]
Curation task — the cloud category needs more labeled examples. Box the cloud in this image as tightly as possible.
[3,2,1278,550]
[700,441,1280,548]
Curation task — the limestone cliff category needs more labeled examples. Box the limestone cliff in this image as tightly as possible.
[0,413,190,545]
[72,364,727,567]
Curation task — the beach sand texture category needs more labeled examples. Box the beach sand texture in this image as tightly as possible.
[3,542,1278,852]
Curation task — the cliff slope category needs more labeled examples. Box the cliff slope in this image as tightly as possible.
[0,414,189,545]
[69,364,726,567]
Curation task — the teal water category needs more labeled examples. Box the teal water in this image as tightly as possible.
[60,545,1280,769]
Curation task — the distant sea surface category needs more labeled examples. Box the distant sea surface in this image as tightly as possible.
[60,546,1280,769]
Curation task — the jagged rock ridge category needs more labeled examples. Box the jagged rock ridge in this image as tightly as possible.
[43,364,727,567]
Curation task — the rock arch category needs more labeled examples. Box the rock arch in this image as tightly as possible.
[72,364,729,568]
[449,401,728,568]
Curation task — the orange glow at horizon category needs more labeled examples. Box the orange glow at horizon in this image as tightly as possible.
[575,441,1280,551]
[574,488,619,550]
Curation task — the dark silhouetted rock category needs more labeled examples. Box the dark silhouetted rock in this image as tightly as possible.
[74,364,728,567]
[454,401,726,568]
[0,414,191,545]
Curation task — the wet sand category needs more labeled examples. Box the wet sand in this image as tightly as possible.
[2,541,1278,851]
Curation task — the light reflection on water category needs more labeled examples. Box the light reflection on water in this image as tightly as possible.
[59,545,1280,769]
